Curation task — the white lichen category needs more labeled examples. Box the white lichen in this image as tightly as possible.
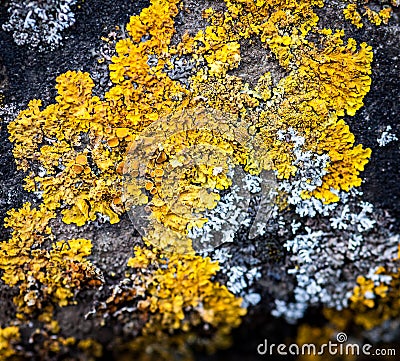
[377,125,398,147]
[3,0,77,50]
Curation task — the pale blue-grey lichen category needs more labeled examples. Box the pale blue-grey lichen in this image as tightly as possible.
[377,125,398,147]
[271,188,399,323]
[3,0,77,50]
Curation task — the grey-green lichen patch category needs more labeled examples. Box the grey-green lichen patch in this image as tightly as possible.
[3,0,78,51]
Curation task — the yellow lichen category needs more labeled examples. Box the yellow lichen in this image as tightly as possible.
[0,203,102,316]
[342,3,393,28]
[184,0,372,200]
[364,6,382,26]
[36,333,76,358]
[8,0,374,233]
[343,4,363,28]
[123,107,273,252]
[78,339,103,359]
[309,120,372,203]
[348,266,400,330]
[378,7,392,24]
[323,248,400,332]
[8,0,189,227]
[117,332,195,361]
[8,72,125,226]
[127,246,246,346]
[296,324,338,361]
[0,326,20,359]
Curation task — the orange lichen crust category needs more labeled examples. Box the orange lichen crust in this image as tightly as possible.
[347,265,400,330]
[309,120,372,203]
[343,3,363,28]
[8,73,125,226]
[125,246,246,352]
[0,326,20,359]
[8,0,373,232]
[343,2,393,28]
[123,106,273,253]
[321,246,400,333]
[185,0,372,202]
[8,0,188,227]
[0,203,102,318]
